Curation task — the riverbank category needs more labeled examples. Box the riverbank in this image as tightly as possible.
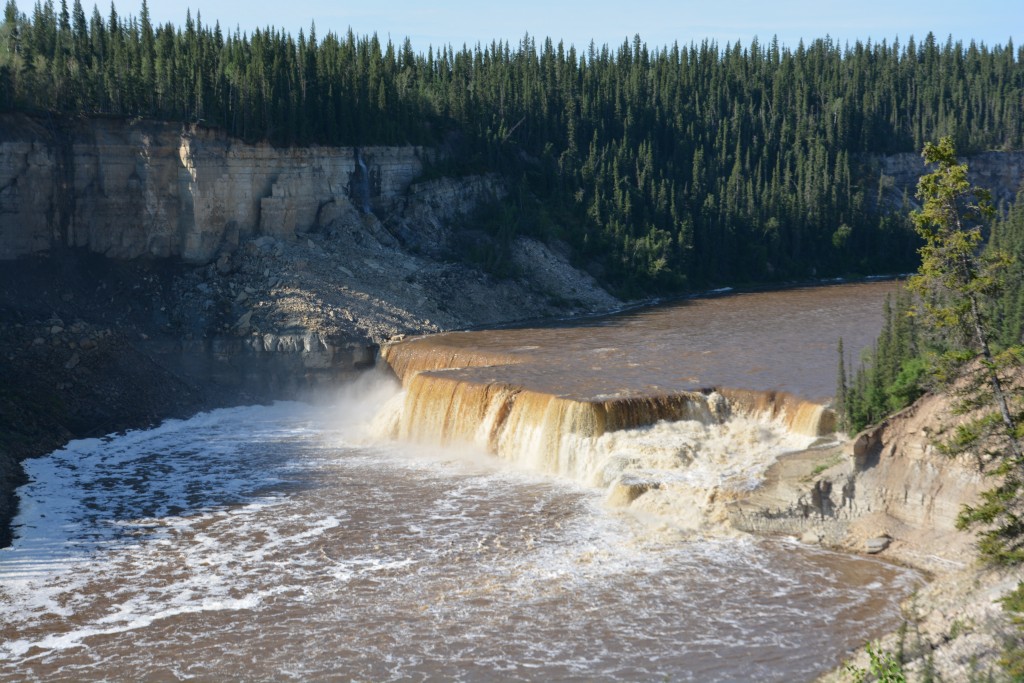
[730,386,1024,680]
[4,241,1015,679]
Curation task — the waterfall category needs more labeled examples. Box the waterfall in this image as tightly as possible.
[353,148,371,214]
[373,338,831,530]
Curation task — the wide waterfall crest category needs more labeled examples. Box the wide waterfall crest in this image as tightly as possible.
[373,337,829,532]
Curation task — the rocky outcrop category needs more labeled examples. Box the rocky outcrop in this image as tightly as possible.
[730,391,988,571]
[729,384,1024,681]
[384,174,506,257]
[0,114,427,262]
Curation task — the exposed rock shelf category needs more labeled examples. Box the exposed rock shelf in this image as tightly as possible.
[728,384,1023,681]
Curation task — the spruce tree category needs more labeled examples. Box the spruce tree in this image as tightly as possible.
[907,137,1024,564]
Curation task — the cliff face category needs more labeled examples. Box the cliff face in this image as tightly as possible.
[7,113,1024,267]
[729,385,1024,681]
[0,114,617,408]
[730,391,988,570]
[0,114,424,262]
[873,150,1024,210]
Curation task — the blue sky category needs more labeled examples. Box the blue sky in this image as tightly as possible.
[135,0,1021,52]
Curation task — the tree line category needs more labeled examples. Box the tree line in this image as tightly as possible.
[839,179,1024,435]
[2,1,1023,293]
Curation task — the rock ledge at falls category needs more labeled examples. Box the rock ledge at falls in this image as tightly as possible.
[729,381,1024,682]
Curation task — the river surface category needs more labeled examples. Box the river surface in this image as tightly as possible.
[1,281,918,681]
[387,280,900,402]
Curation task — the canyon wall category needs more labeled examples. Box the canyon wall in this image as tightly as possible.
[5,114,1024,266]
[0,114,426,262]
[872,150,1024,210]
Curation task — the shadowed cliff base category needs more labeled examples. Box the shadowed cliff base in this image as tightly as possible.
[0,200,621,547]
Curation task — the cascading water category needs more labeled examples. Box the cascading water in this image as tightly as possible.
[0,281,918,682]
[375,352,824,532]
[352,148,372,214]
[373,282,900,531]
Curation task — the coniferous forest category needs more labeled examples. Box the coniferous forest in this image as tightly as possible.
[839,177,1024,434]
[2,1,1023,294]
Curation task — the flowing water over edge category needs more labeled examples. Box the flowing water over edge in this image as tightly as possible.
[1,388,918,681]
[1,281,919,681]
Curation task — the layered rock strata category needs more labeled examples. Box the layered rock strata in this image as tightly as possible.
[0,114,425,262]
[729,384,1023,681]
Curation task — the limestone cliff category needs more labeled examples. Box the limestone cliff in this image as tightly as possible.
[872,150,1024,210]
[730,391,987,571]
[0,114,426,262]
[6,113,1024,267]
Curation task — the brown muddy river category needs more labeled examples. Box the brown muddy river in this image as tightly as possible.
[386,280,899,402]
[0,281,918,682]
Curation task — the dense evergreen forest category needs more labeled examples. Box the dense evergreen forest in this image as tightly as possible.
[2,0,1023,293]
[840,184,1024,433]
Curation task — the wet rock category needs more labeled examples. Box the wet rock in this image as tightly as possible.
[865,535,891,554]
[606,478,658,506]
[64,352,80,370]
[800,530,823,545]
[235,310,253,332]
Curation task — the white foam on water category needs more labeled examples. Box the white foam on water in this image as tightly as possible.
[592,415,816,530]
[0,392,919,682]
[443,407,817,534]
[0,401,360,659]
